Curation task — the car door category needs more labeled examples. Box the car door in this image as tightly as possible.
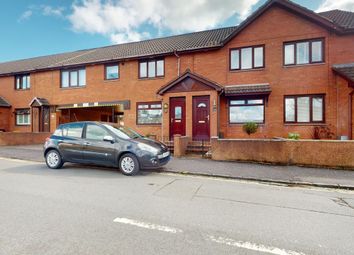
[82,123,116,166]
[58,123,85,162]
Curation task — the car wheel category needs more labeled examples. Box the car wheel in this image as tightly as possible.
[45,150,64,169]
[119,153,140,176]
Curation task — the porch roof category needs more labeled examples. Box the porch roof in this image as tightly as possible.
[29,97,50,107]
[56,100,130,110]
[0,96,11,108]
[157,70,223,95]
[224,83,271,96]
[333,63,354,86]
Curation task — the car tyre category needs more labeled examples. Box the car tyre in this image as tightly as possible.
[119,153,140,176]
[45,149,64,169]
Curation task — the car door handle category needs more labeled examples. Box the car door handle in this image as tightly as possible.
[84,142,91,146]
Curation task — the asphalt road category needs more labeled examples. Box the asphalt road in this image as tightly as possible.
[1,158,354,255]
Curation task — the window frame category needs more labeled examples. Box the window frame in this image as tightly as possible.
[283,38,325,66]
[228,96,266,124]
[283,94,325,124]
[136,101,163,125]
[84,123,111,141]
[15,108,31,126]
[229,45,265,71]
[14,74,31,90]
[104,63,120,80]
[138,58,165,79]
[60,67,86,88]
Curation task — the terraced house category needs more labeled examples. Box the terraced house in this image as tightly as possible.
[0,0,353,141]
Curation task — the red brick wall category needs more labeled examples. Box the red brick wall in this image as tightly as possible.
[0,132,50,145]
[211,138,354,169]
[0,5,353,140]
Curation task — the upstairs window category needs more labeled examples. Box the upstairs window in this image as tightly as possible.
[284,95,324,123]
[139,59,164,78]
[284,39,324,66]
[230,45,265,70]
[15,109,30,125]
[105,64,119,80]
[15,74,30,90]
[61,68,86,88]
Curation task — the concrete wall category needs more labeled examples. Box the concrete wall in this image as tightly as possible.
[0,132,51,146]
[211,137,354,169]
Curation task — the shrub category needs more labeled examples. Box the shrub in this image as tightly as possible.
[243,122,258,136]
[288,132,300,140]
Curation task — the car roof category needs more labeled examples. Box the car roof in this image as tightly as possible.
[59,121,120,127]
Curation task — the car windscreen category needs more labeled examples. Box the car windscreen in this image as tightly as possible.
[103,125,142,139]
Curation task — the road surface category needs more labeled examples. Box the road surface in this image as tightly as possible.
[0,158,353,255]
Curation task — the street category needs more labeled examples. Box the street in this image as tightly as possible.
[0,158,354,255]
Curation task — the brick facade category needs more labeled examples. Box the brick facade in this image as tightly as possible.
[0,4,353,140]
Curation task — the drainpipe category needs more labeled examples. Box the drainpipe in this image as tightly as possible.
[217,90,223,138]
[174,50,180,77]
[349,88,354,140]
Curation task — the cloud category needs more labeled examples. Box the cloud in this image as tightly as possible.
[317,0,354,12]
[68,0,260,44]
[41,6,65,17]
[18,10,33,22]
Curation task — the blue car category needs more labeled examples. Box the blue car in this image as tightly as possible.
[43,121,170,175]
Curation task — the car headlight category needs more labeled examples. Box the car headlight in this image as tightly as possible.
[137,143,159,154]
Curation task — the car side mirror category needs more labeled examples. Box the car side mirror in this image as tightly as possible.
[103,135,115,143]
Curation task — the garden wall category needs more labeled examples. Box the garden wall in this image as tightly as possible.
[210,137,354,169]
[0,132,51,146]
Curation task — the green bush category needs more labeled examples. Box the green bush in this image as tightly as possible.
[288,132,300,140]
[243,122,258,136]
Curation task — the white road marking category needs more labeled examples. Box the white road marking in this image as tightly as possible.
[207,235,306,255]
[0,157,40,164]
[113,217,183,234]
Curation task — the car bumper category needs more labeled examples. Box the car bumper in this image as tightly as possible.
[141,154,171,169]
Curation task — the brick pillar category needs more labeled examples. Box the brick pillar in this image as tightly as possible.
[173,135,190,157]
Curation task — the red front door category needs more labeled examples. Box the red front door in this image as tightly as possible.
[170,97,186,140]
[193,96,210,141]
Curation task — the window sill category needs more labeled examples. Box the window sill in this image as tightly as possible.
[138,76,165,81]
[284,123,326,126]
[228,123,265,126]
[60,86,86,90]
[136,124,162,126]
[230,68,265,73]
[15,124,31,126]
[283,62,325,68]
[15,89,30,91]
[104,78,120,82]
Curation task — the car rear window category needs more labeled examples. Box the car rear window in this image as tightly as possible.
[62,123,84,138]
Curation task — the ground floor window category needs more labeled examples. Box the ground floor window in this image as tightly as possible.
[15,109,31,125]
[229,97,265,123]
[284,94,324,123]
[137,102,162,124]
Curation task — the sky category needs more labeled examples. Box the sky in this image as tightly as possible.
[0,0,353,63]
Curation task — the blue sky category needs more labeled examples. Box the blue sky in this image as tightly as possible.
[0,0,352,63]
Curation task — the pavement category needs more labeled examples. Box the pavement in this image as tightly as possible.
[1,158,354,255]
[0,144,354,190]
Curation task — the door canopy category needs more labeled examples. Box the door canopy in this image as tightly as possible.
[157,70,222,95]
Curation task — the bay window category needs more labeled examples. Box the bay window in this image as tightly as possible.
[229,98,265,123]
[284,95,324,123]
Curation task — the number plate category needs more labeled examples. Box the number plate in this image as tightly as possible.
[158,151,170,159]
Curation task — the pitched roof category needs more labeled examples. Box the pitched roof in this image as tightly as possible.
[0,26,237,76]
[333,62,354,84]
[0,0,353,77]
[224,84,272,96]
[0,96,11,108]
[157,70,222,95]
[29,97,50,107]
[318,10,354,29]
